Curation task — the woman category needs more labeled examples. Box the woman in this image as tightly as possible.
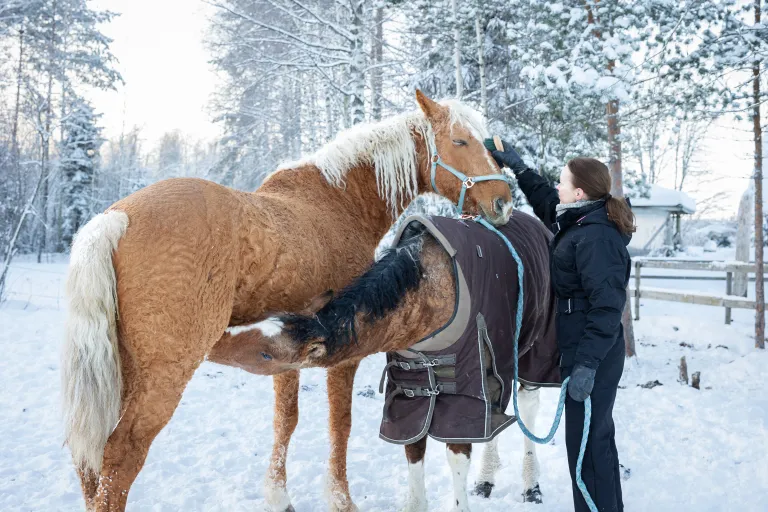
[485,140,633,512]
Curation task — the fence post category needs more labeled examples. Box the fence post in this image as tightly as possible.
[634,260,641,321]
[726,271,733,325]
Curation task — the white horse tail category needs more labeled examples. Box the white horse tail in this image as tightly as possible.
[61,210,129,475]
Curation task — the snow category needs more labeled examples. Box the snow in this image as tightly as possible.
[632,184,697,214]
[1,254,767,511]
[569,66,600,88]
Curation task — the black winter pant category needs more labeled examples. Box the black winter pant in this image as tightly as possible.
[562,340,624,512]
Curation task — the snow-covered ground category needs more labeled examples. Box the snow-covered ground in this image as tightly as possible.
[1,253,767,511]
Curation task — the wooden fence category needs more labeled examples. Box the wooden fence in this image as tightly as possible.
[631,258,757,324]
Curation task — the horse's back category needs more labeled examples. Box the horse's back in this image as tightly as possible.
[110,178,244,233]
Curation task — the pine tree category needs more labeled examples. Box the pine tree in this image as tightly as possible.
[59,97,102,248]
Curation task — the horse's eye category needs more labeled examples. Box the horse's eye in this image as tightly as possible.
[261,352,273,361]
[452,139,468,147]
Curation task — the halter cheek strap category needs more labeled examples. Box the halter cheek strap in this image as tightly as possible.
[427,134,513,214]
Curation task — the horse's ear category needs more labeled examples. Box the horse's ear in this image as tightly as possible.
[304,340,327,361]
[301,290,333,315]
[415,89,443,120]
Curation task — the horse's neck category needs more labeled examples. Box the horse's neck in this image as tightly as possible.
[321,239,455,366]
[256,164,390,235]
[257,139,430,238]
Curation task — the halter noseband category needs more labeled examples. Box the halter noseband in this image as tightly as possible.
[426,132,513,214]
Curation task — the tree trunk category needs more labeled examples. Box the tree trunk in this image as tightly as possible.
[294,79,302,156]
[691,371,701,390]
[370,6,383,122]
[475,16,488,119]
[10,28,23,169]
[678,356,688,384]
[451,0,462,98]
[7,27,24,251]
[734,183,754,297]
[605,68,636,358]
[753,0,764,349]
[348,0,365,125]
[607,98,622,195]
[308,79,318,150]
[325,83,334,141]
[0,170,47,300]
[36,0,58,263]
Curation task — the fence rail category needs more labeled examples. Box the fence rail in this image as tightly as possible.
[632,258,757,324]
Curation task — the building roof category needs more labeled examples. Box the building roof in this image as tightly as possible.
[631,185,696,214]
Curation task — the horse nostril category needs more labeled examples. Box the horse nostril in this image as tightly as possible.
[493,198,505,215]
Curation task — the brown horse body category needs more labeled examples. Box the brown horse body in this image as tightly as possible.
[62,92,512,511]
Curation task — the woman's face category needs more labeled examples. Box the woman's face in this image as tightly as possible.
[557,165,585,204]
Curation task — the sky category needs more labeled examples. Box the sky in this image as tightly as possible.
[86,0,760,219]
[89,0,222,145]
[654,118,757,219]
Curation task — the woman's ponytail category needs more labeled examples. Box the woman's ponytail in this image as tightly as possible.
[605,196,636,235]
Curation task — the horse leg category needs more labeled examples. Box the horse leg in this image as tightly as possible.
[326,360,361,512]
[402,437,428,512]
[265,370,300,512]
[76,467,99,511]
[446,443,472,512]
[93,359,198,512]
[519,384,542,503]
[472,436,501,498]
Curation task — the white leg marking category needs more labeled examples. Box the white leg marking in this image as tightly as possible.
[519,385,541,492]
[447,447,472,512]
[476,436,501,486]
[402,460,428,512]
[264,476,292,511]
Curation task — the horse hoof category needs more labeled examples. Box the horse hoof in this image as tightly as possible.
[523,484,542,504]
[472,481,494,498]
[281,507,296,512]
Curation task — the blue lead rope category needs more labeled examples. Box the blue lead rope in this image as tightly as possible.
[475,216,598,512]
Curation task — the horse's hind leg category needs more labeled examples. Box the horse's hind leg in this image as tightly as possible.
[519,384,542,503]
[402,437,428,512]
[326,360,360,512]
[472,436,501,498]
[76,467,99,510]
[447,443,472,512]
[93,355,199,512]
[265,370,300,512]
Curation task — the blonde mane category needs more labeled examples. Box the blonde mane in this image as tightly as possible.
[275,100,490,214]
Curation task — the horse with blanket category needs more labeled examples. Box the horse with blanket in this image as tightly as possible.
[216,209,563,511]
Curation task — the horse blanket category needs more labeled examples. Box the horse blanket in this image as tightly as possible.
[379,212,561,444]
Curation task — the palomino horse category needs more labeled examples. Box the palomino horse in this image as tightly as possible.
[215,211,560,511]
[62,90,513,512]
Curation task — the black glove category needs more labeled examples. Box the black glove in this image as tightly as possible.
[567,364,596,402]
[483,138,528,175]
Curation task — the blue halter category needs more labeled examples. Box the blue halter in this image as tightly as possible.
[427,133,513,214]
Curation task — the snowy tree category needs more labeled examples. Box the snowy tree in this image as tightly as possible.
[95,127,150,205]
[0,0,121,265]
[58,97,102,248]
[155,130,184,179]
[678,0,768,348]
[208,0,409,188]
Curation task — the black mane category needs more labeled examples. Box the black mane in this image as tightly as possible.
[281,222,429,354]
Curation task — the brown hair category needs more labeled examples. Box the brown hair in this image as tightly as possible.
[566,157,636,235]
